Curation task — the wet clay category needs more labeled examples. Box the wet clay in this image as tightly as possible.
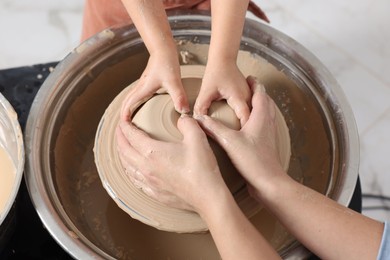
[94,65,291,233]
[54,41,332,259]
[0,146,15,215]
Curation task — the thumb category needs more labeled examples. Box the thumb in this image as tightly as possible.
[196,115,232,148]
[193,86,218,116]
[120,84,154,121]
[226,96,250,126]
[176,114,206,141]
[167,82,190,114]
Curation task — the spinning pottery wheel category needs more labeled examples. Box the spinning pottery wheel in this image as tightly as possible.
[24,13,360,259]
[94,65,291,233]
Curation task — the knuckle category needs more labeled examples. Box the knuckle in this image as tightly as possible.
[141,167,152,178]
[144,149,155,159]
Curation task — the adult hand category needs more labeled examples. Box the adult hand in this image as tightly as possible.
[120,53,190,121]
[116,114,225,212]
[198,76,385,260]
[196,76,285,200]
[116,76,282,260]
[194,61,251,126]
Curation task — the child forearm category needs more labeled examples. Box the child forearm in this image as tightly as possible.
[121,0,177,56]
[208,0,250,63]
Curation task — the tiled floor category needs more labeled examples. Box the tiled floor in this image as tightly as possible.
[1,0,389,221]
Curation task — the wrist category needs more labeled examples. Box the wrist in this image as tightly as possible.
[148,39,178,58]
[194,185,234,222]
[250,167,293,201]
[207,50,237,66]
[208,32,240,64]
[204,56,238,76]
[149,48,180,69]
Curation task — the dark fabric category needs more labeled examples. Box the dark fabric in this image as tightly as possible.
[0,62,71,260]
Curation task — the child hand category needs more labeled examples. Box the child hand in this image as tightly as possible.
[194,62,251,126]
[120,53,190,121]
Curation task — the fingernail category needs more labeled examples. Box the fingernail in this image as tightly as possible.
[256,83,266,93]
[193,114,205,121]
[181,108,190,114]
[180,113,190,118]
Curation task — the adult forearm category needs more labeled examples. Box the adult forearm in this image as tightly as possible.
[121,0,177,55]
[260,174,384,260]
[198,186,280,260]
[208,0,250,63]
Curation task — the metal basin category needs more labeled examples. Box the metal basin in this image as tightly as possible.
[25,11,359,259]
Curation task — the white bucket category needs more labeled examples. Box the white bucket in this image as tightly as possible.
[0,93,24,249]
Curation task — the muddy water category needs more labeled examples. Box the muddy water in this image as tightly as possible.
[54,43,332,258]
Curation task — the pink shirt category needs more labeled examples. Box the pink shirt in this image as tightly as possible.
[81,0,268,41]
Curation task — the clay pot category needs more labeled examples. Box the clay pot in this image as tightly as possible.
[94,64,291,233]
[25,11,359,259]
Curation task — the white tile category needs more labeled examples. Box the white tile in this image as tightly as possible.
[333,64,390,133]
[259,0,390,86]
[256,0,390,133]
[362,194,390,222]
[1,0,83,11]
[0,0,83,69]
[360,112,390,194]
[360,111,390,221]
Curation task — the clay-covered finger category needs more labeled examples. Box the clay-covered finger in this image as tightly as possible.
[116,132,155,194]
[126,172,156,196]
[140,185,158,200]
[116,126,144,169]
[193,86,219,116]
[118,121,158,153]
[244,78,276,134]
[177,114,208,142]
[166,80,190,114]
[226,96,250,126]
[120,82,156,121]
[128,174,147,191]
[247,76,266,94]
[196,115,233,149]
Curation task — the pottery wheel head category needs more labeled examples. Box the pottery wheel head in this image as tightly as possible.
[94,65,291,233]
